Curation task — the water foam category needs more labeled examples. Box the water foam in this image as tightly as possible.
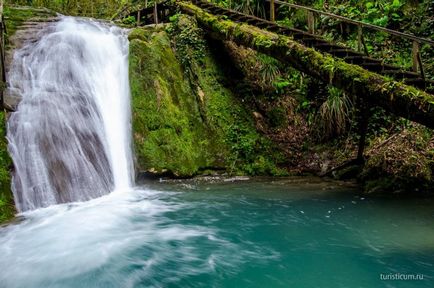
[7,17,133,211]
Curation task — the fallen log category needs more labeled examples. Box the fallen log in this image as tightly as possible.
[178,1,434,129]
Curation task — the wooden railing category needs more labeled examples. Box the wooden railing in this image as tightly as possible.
[266,0,433,79]
[135,1,160,25]
[116,0,172,26]
[123,0,433,82]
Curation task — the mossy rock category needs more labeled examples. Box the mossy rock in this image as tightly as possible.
[129,17,285,177]
[4,6,57,45]
[129,29,223,177]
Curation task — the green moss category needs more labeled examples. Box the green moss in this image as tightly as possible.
[129,18,285,177]
[0,112,14,223]
[198,56,286,175]
[178,1,434,129]
[130,32,206,177]
[166,14,206,74]
[3,6,57,45]
[173,1,434,190]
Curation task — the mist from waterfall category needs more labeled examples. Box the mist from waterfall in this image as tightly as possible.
[6,17,134,212]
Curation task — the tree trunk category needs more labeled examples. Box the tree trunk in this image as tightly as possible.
[178,1,434,129]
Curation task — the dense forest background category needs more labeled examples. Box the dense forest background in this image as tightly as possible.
[5,0,135,18]
[188,0,434,193]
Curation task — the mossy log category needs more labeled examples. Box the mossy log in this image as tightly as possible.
[178,1,434,129]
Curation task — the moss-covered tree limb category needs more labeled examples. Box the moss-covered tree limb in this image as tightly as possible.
[177,1,434,129]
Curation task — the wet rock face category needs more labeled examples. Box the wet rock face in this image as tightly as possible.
[6,17,133,212]
[4,8,59,110]
[0,7,59,222]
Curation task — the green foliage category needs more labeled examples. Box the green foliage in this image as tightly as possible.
[284,68,308,96]
[273,79,290,94]
[316,86,352,139]
[122,15,136,25]
[362,125,434,193]
[225,122,285,175]
[258,55,280,86]
[5,0,131,18]
[363,0,403,26]
[213,0,266,17]
[0,112,14,223]
[276,5,311,30]
[198,0,434,190]
[271,0,432,76]
[167,14,206,75]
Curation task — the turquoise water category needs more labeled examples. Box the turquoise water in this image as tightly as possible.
[0,177,433,287]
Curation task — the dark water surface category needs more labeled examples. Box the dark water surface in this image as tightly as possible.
[0,177,433,287]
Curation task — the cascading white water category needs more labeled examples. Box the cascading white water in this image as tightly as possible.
[6,17,134,212]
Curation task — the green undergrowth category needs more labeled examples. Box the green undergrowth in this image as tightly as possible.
[129,16,285,177]
[360,124,434,194]
[6,0,127,19]
[0,112,14,223]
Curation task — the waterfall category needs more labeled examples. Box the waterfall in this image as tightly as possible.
[6,17,134,212]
